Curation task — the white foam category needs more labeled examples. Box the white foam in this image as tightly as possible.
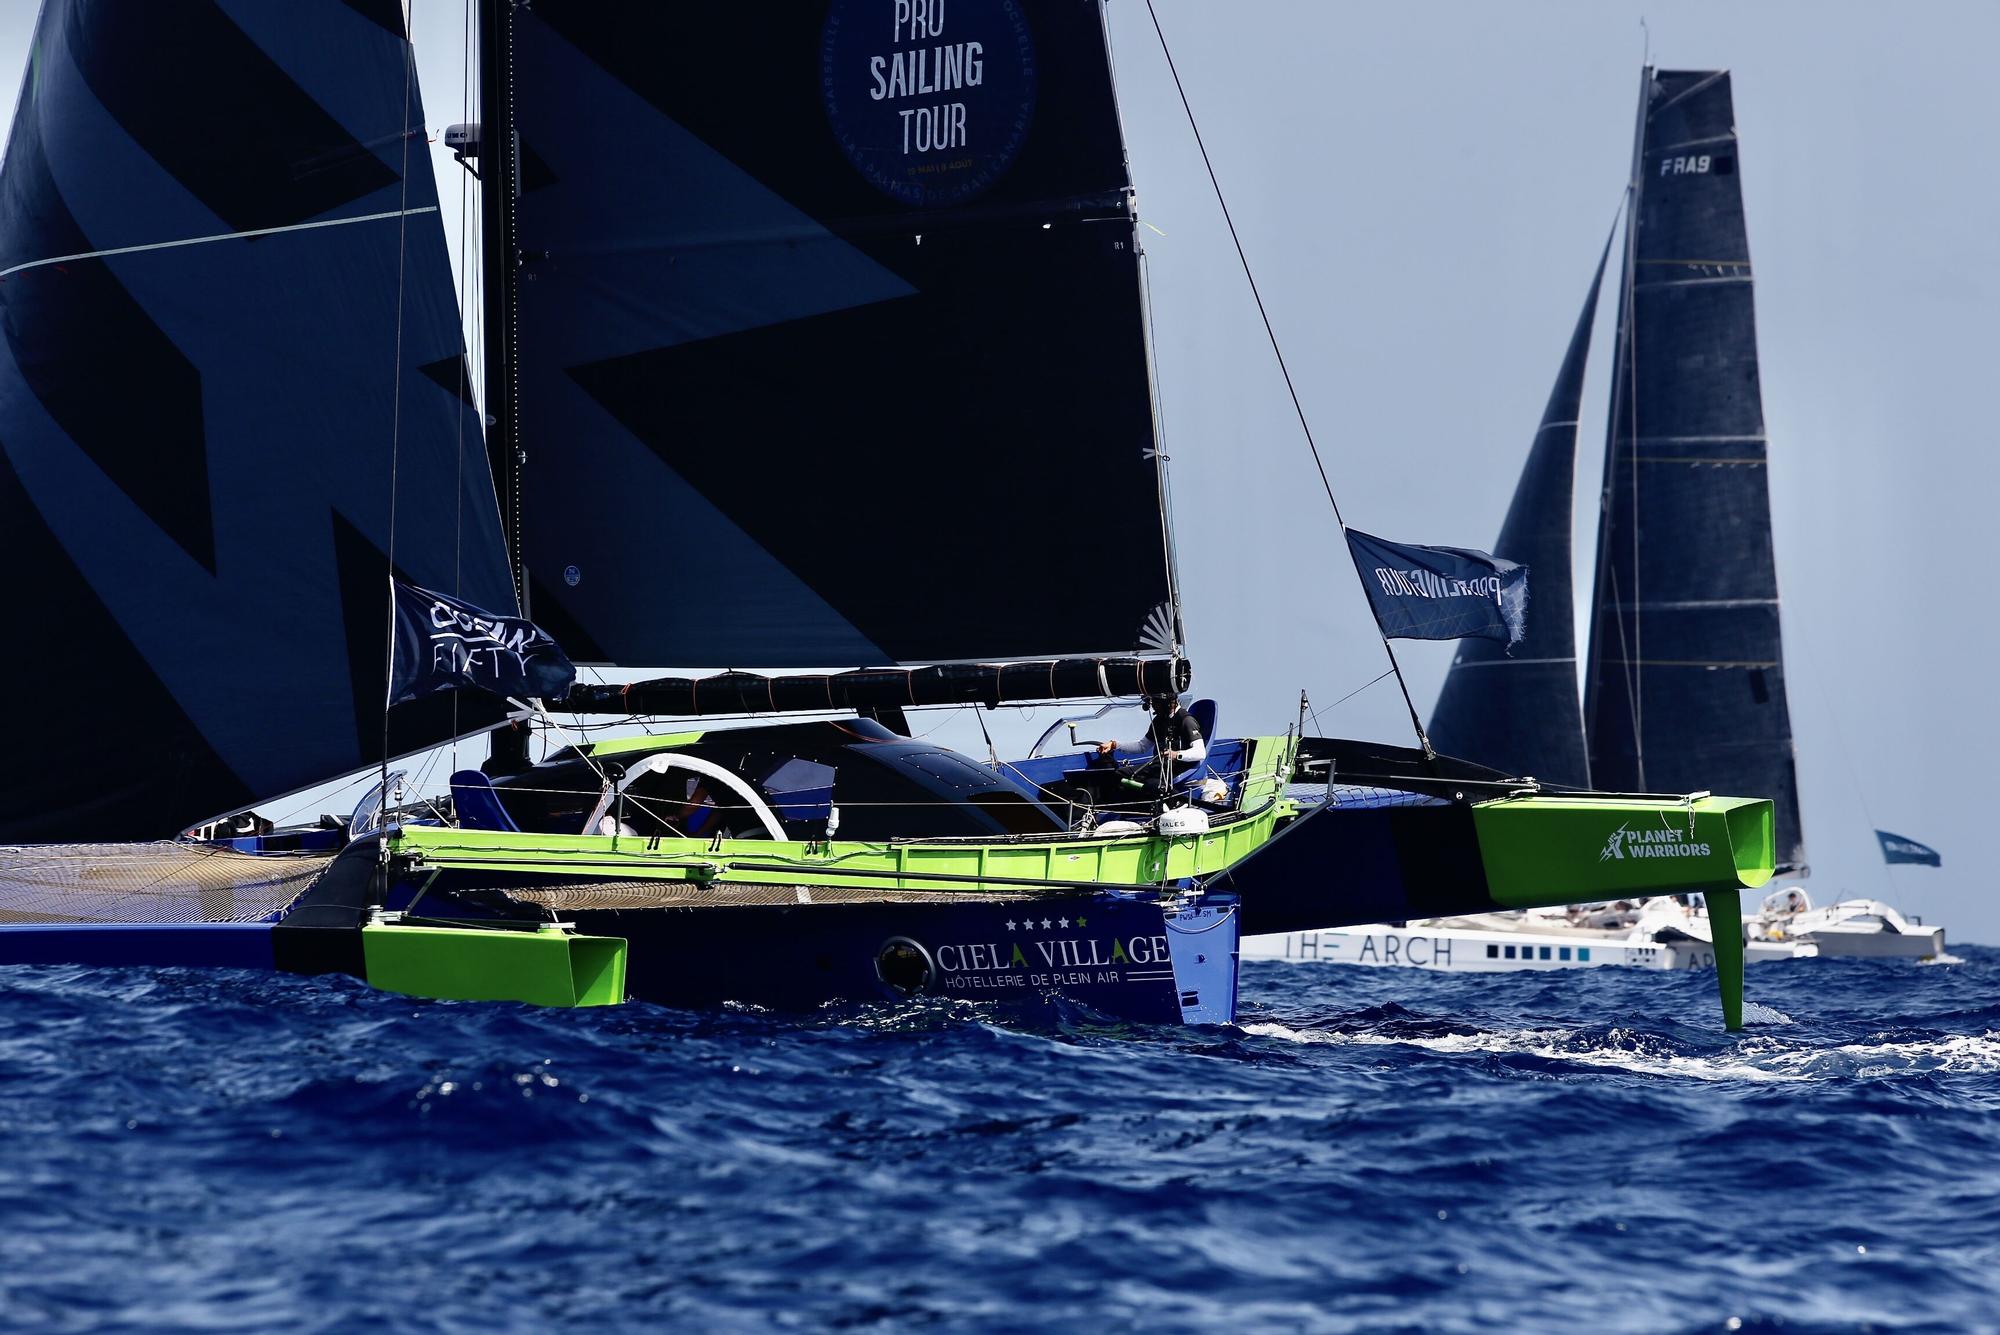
[1242,1020,1801,1082]
[1242,1021,2000,1084]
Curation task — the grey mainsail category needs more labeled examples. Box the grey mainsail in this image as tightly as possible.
[1582,69,1806,872]
[1428,237,1611,788]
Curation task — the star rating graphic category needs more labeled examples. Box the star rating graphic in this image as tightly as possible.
[1002,914,1086,932]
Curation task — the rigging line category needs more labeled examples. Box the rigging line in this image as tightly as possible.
[451,0,474,771]
[1107,6,1184,654]
[1140,1,1340,525]
[1142,0,1432,756]
[973,704,1001,770]
[542,699,643,798]
[1138,245,1185,652]
[1623,70,1650,788]
[0,208,439,280]
[380,11,421,820]
[1605,564,1644,766]
[1306,669,1397,733]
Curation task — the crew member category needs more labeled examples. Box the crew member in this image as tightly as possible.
[1096,694,1206,799]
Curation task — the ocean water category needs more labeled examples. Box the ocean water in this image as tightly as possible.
[0,949,1994,1333]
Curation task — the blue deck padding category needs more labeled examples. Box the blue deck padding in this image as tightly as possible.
[0,923,276,970]
[1328,785,1450,810]
[450,770,521,832]
[1188,698,1217,747]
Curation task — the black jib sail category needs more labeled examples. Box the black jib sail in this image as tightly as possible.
[1582,69,1807,871]
[485,1,1178,668]
[0,0,515,841]
[1427,239,1610,788]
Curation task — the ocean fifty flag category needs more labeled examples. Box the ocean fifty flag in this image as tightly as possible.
[1875,830,1942,867]
[1344,528,1528,644]
[389,581,576,705]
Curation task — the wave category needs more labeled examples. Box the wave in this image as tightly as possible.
[1241,1018,2000,1084]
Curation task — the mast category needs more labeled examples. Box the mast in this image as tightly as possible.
[477,0,525,611]
[1103,0,1185,658]
[1583,65,1652,791]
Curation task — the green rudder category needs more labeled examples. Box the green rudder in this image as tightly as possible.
[1708,888,1745,1032]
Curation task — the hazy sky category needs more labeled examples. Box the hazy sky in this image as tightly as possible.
[2,3,1993,941]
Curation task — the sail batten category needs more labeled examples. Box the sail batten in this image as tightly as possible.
[1582,68,1807,872]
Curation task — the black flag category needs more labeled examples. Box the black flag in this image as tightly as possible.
[1344,529,1527,644]
[1875,830,1942,868]
[389,581,575,704]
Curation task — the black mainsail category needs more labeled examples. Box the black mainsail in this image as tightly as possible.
[1427,239,1610,788]
[483,1,1179,668]
[1581,69,1806,871]
[0,0,515,842]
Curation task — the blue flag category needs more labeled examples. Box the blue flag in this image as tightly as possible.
[1875,830,1942,867]
[1344,529,1528,644]
[390,581,575,705]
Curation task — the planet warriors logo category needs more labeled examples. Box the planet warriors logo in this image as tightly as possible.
[1599,823,1713,862]
[821,0,1037,206]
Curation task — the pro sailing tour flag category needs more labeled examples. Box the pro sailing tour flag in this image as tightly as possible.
[1876,830,1942,867]
[1344,529,1528,644]
[389,581,576,704]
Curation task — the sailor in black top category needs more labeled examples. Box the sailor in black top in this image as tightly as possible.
[1096,694,1206,800]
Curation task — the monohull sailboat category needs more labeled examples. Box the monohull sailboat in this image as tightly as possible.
[0,5,1776,1026]
[1245,66,1946,975]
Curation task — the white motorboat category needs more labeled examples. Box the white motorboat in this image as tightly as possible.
[1752,889,1948,961]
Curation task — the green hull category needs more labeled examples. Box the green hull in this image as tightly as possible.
[1473,793,1775,907]
[1474,794,1766,1031]
[388,734,1299,892]
[367,733,1773,1026]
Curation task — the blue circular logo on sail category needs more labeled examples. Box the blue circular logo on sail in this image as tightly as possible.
[821,0,1037,207]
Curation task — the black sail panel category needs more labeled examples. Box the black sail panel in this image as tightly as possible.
[0,0,515,841]
[1428,239,1610,787]
[501,1,1175,666]
[1582,70,1806,870]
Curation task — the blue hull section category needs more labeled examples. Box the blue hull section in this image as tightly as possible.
[0,898,1241,1026]
[1205,802,1496,937]
[0,923,275,970]
[530,894,1238,1025]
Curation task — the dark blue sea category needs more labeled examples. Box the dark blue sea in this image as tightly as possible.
[1,948,1995,1333]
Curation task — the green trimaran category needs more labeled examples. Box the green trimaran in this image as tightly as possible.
[0,1,1771,1028]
